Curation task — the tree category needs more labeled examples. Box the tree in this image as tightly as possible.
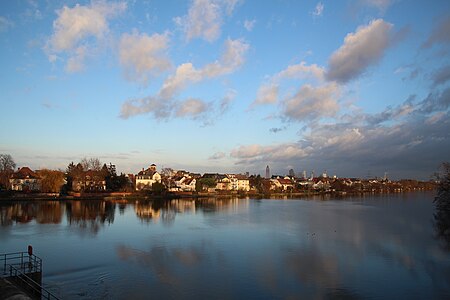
[434,162,450,248]
[0,154,16,190]
[38,169,65,193]
[195,178,217,192]
[80,157,102,171]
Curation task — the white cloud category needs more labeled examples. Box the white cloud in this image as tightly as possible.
[326,19,393,83]
[230,143,309,164]
[65,45,87,73]
[176,98,209,118]
[253,84,279,105]
[251,61,325,107]
[282,83,340,121]
[0,16,14,32]
[175,0,222,42]
[160,38,249,99]
[47,1,126,71]
[120,39,249,121]
[119,30,171,85]
[120,96,171,120]
[174,0,240,42]
[244,19,256,31]
[276,61,325,81]
[312,2,324,17]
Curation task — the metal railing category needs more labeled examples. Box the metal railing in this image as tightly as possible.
[1,251,59,300]
[1,251,42,276]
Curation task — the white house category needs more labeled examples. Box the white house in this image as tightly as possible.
[136,164,162,190]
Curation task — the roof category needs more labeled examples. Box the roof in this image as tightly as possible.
[11,167,39,179]
[277,178,293,185]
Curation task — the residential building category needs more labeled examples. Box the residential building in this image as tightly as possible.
[136,164,162,190]
[9,167,41,191]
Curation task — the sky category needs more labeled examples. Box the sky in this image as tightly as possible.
[0,0,449,179]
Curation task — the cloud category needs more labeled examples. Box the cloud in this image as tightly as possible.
[421,16,450,49]
[282,83,340,122]
[269,127,286,133]
[312,2,324,17]
[253,84,279,105]
[209,151,226,160]
[219,89,237,113]
[65,45,87,73]
[160,38,249,99]
[0,16,14,32]
[119,30,171,85]
[244,19,256,31]
[47,1,126,72]
[120,96,171,119]
[175,98,209,118]
[229,87,450,179]
[275,61,325,81]
[120,38,248,121]
[431,65,450,87]
[418,87,450,114]
[326,19,393,83]
[230,143,309,165]
[175,0,239,42]
[251,61,325,107]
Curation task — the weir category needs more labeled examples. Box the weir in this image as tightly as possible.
[0,249,58,300]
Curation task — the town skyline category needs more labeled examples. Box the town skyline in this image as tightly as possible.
[1,1,449,180]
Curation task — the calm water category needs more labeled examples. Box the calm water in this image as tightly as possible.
[1,193,449,299]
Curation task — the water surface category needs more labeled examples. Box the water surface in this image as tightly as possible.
[1,193,449,299]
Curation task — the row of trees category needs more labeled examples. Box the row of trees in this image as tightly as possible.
[66,159,131,192]
[0,154,131,193]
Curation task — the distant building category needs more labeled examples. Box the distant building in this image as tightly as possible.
[266,165,270,179]
[289,169,295,177]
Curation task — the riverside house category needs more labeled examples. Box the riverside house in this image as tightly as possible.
[9,167,41,191]
[135,164,162,190]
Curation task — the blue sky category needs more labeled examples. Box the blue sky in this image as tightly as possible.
[1,0,449,179]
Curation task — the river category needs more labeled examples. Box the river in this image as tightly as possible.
[1,192,449,299]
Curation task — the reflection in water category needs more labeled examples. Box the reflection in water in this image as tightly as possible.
[0,201,63,225]
[66,201,116,233]
[0,193,449,299]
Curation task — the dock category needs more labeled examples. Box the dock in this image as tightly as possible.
[1,250,58,300]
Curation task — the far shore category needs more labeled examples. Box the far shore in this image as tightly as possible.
[0,188,436,202]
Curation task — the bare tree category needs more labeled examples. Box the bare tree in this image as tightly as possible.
[80,157,102,171]
[0,154,16,189]
[0,154,16,172]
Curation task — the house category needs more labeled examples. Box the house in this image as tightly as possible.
[216,175,231,191]
[228,174,250,191]
[173,175,197,192]
[72,170,107,192]
[9,167,41,191]
[136,164,162,190]
[276,178,294,191]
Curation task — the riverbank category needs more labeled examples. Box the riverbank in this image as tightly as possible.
[0,187,436,201]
